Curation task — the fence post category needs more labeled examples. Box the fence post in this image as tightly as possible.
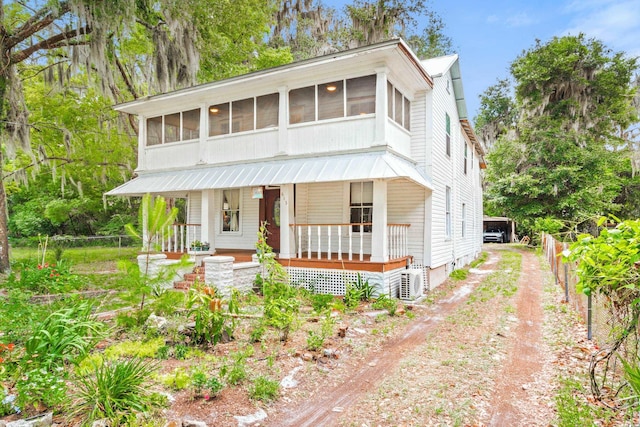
[587,294,593,340]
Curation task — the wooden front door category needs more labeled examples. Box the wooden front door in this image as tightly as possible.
[260,188,281,252]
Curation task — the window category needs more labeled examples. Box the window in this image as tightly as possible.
[209,93,279,135]
[147,116,163,146]
[256,93,279,129]
[290,75,376,124]
[289,86,316,124]
[387,81,411,131]
[209,103,230,136]
[387,81,393,120]
[404,97,411,130]
[445,186,452,238]
[146,108,201,146]
[461,203,466,237]
[318,80,344,120]
[222,189,240,232]
[232,98,254,133]
[464,142,468,174]
[350,181,373,232]
[347,75,375,116]
[445,113,451,156]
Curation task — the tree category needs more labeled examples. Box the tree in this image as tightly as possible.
[480,35,639,230]
[269,0,454,60]
[0,1,286,272]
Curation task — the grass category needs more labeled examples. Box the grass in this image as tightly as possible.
[11,246,139,272]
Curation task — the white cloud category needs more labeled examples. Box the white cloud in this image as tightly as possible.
[562,0,640,57]
[506,12,536,28]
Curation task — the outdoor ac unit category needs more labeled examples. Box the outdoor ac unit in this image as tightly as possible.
[400,270,424,300]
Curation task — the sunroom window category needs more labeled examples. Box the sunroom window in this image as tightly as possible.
[146,108,201,146]
[387,82,411,131]
[289,75,376,124]
[209,93,279,136]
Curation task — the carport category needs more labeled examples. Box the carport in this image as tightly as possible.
[483,216,517,243]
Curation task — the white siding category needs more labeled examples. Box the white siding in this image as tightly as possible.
[388,180,426,264]
[213,188,260,250]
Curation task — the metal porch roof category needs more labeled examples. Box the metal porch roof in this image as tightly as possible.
[106,151,433,197]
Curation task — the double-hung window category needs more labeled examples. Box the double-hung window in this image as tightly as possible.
[222,189,241,232]
[350,182,373,232]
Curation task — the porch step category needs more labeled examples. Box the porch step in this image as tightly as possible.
[184,273,205,283]
[173,281,192,290]
[173,265,206,291]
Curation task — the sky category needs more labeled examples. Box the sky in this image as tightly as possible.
[325,0,640,120]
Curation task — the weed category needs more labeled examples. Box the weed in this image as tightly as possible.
[17,365,66,412]
[372,294,398,316]
[310,293,335,313]
[555,377,600,426]
[206,376,224,398]
[159,367,190,390]
[104,337,165,359]
[306,331,325,351]
[249,376,279,402]
[449,269,468,281]
[174,344,189,360]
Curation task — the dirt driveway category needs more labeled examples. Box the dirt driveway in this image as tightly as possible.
[265,245,581,426]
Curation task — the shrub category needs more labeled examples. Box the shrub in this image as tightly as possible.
[70,357,161,425]
[310,293,335,313]
[24,301,106,368]
[6,260,84,294]
[249,376,279,402]
[306,330,324,351]
[186,285,238,346]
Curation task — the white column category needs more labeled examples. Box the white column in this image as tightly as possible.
[373,68,389,146]
[198,103,208,163]
[279,184,295,259]
[201,190,215,250]
[138,115,146,170]
[277,86,288,155]
[371,179,388,262]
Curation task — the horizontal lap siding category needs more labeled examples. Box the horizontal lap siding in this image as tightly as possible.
[429,74,455,269]
[214,188,260,250]
[388,180,426,265]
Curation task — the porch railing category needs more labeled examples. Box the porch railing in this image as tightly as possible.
[156,223,201,252]
[291,223,410,261]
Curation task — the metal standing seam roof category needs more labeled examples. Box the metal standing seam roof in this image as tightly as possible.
[106,151,433,197]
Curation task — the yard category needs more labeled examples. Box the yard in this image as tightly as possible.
[0,244,631,426]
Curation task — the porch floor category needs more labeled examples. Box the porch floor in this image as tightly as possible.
[166,249,411,272]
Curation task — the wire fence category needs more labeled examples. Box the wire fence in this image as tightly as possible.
[10,234,137,249]
[541,232,612,345]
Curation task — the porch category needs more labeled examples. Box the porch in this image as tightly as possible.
[159,222,412,269]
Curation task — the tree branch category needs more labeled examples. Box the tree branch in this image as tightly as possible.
[5,1,71,51]
[11,24,91,65]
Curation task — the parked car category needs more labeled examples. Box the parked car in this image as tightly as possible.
[483,229,505,243]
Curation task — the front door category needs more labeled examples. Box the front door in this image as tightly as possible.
[260,188,280,252]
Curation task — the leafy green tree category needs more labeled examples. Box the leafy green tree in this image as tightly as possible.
[269,0,454,60]
[480,35,639,229]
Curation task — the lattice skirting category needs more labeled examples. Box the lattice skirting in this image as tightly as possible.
[286,266,410,297]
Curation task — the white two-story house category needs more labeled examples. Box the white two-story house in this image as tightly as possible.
[107,39,485,297]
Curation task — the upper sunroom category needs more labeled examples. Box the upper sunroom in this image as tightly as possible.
[115,39,433,172]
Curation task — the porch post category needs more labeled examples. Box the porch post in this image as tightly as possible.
[201,190,215,250]
[279,184,295,259]
[371,179,388,262]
